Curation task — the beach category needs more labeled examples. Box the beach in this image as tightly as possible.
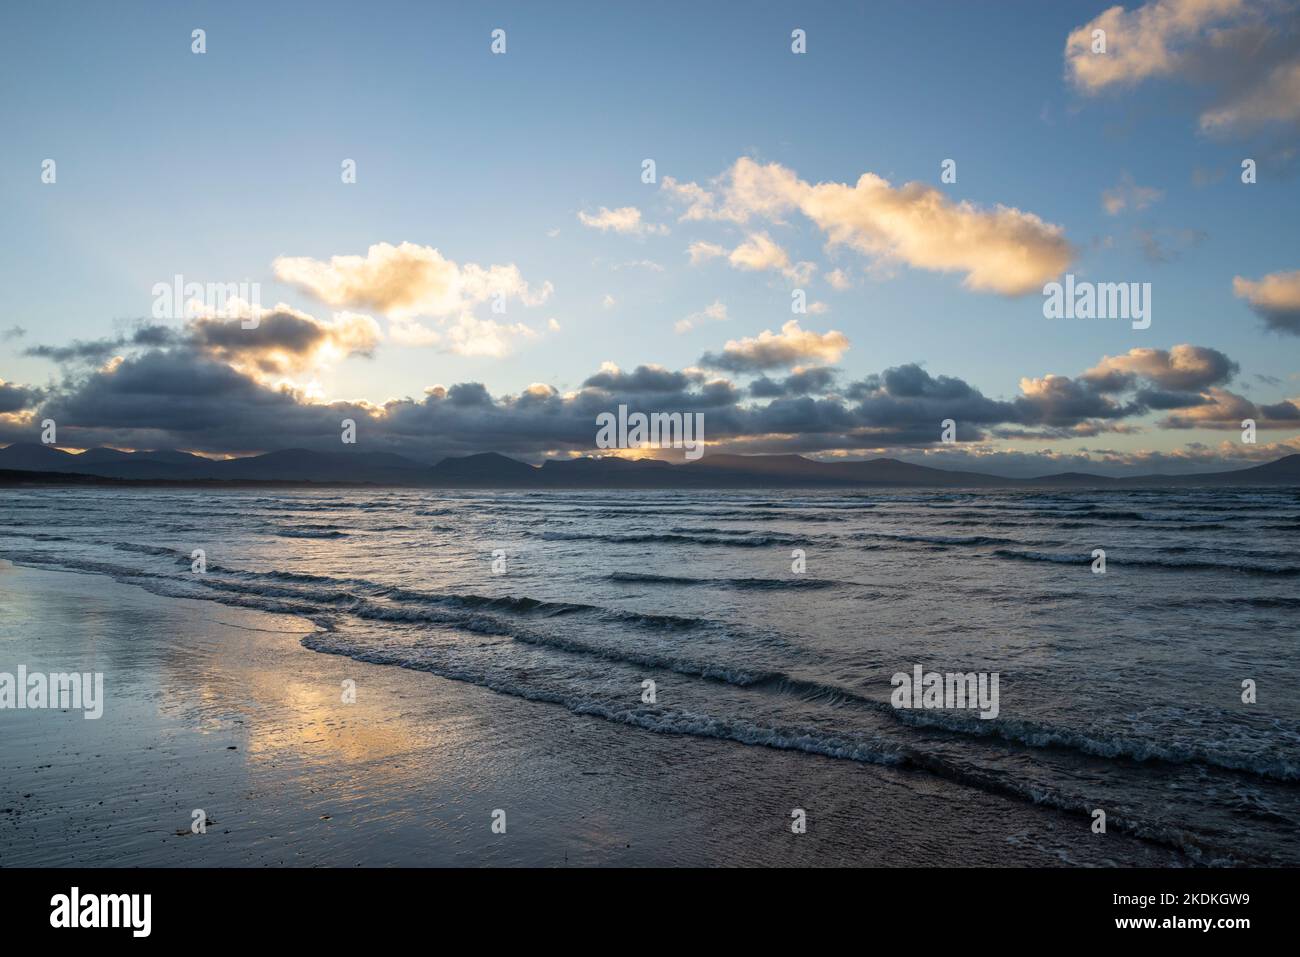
[0,559,1187,867]
[4,483,1298,868]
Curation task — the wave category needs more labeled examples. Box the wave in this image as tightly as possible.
[275,527,349,539]
[1160,595,1300,610]
[867,532,1016,547]
[294,630,1246,862]
[889,707,1300,783]
[539,530,809,548]
[606,571,842,590]
[110,541,185,557]
[995,548,1300,576]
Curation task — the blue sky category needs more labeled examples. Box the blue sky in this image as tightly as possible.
[1,0,1298,473]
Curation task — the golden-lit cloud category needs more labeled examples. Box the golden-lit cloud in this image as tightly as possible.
[1065,0,1300,136]
[1160,386,1300,429]
[1065,0,1244,91]
[273,241,553,319]
[273,241,554,356]
[665,158,1072,295]
[1234,270,1300,335]
[1082,344,1237,390]
[700,319,849,371]
[184,303,381,379]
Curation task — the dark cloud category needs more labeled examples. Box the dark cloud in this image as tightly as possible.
[0,381,39,414]
[24,323,184,364]
[748,366,837,398]
[1135,227,1207,265]
[4,318,1294,469]
[1260,400,1300,421]
[582,365,697,394]
[1135,389,1212,410]
[1160,389,1300,430]
[1242,298,1300,336]
[24,310,377,375]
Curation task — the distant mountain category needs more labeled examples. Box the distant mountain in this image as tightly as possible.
[0,443,79,470]
[429,452,538,486]
[1,443,1298,488]
[215,449,428,483]
[1215,453,1300,482]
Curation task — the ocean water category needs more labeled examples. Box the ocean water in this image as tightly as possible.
[2,485,1298,865]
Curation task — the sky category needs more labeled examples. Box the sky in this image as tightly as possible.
[1,0,1298,476]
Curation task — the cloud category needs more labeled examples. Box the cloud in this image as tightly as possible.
[274,241,553,319]
[1082,344,1238,391]
[725,232,817,283]
[1065,0,1300,139]
[1102,172,1165,214]
[1065,0,1245,91]
[825,268,853,291]
[582,362,700,394]
[749,366,838,397]
[24,309,380,383]
[1014,373,1137,426]
[1134,225,1206,264]
[798,170,1072,295]
[665,158,1072,295]
[0,379,39,414]
[272,242,553,356]
[1160,386,1300,429]
[1234,270,1300,334]
[451,315,540,357]
[728,232,790,272]
[687,241,727,265]
[577,206,667,236]
[1201,59,1300,132]
[7,319,1295,473]
[24,323,179,365]
[189,306,381,376]
[675,300,728,334]
[662,175,744,223]
[1,326,25,342]
[699,319,850,372]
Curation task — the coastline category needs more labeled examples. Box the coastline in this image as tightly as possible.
[0,560,1186,867]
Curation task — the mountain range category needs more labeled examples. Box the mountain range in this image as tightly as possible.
[2,442,1299,488]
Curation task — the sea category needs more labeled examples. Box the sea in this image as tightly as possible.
[2,484,1297,865]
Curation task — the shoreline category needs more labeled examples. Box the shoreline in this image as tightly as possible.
[0,560,1186,867]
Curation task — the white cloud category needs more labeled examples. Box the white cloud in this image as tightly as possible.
[728,232,791,272]
[577,206,668,236]
[675,300,728,334]
[687,240,727,265]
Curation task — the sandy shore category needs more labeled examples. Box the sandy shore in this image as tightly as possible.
[0,560,1182,867]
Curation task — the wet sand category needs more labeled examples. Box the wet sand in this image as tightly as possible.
[0,561,1182,866]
